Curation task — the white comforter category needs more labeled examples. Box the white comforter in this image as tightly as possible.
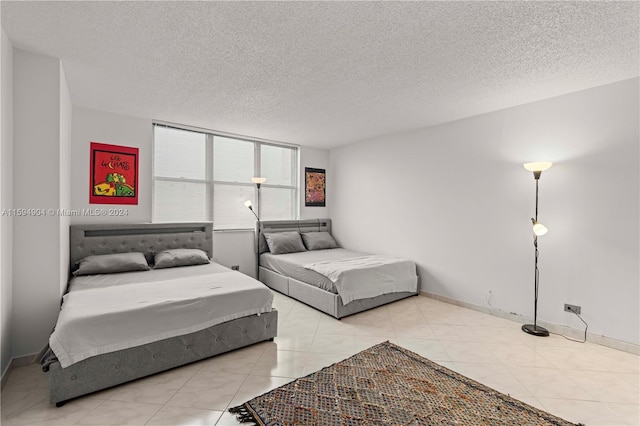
[303,255,417,304]
[50,269,273,368]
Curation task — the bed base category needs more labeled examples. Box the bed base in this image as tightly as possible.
[45,310,277,406]
[260,267,417,319]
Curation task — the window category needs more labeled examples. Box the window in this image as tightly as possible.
[153,124,298,229]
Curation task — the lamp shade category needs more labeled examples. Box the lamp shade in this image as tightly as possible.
[523,162,552,172]
[251,177,267,184]
[244,200,253,208]
[532,222,548,236]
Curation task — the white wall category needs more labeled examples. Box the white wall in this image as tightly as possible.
[1,29,14,375]
[212,231,256,275]
[12,49,71,356]
[329,78,639,346]
[70,106,152,224]
[59,64,72,296]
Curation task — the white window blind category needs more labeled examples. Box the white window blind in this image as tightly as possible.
[213,136,254,183]
[153,124,298,229]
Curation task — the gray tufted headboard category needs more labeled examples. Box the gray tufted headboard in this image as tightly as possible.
[256,219,332,255]
[70,222,213,272]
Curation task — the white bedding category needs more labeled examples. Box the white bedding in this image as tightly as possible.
[50,265,273,368]
[303,255,417,304]
[260,249,372,293]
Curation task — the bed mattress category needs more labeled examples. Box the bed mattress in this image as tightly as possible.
[51,262,273,368]
[260,248,370,293]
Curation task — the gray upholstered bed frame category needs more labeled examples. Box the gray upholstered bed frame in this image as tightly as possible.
[44,222,277,406]
[69,222,216,270]
[257,219,418,319]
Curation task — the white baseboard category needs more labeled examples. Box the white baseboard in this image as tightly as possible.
[1,359,12,389]
[1,352,40,390]
[422,291,639,356]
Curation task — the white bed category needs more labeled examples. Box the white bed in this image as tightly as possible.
[42,222,278,407]
[52,263,273,368]
[257,219,419,319]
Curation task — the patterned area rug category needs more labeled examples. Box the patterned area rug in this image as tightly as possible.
[229,341,581,426]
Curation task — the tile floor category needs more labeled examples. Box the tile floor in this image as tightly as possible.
[1,293,639,425]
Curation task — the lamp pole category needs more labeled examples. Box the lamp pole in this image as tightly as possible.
[249,177,266,279]
[522,163,551,337]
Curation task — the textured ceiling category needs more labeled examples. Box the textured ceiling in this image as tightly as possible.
[2,1,638,149]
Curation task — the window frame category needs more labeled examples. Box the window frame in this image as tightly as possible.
[152,122,299,230]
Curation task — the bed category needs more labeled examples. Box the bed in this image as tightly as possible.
[257,219,418,319]
[41,222,277,406]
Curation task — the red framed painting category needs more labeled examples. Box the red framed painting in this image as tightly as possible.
[89,142,138,205]
[305,167,326,207]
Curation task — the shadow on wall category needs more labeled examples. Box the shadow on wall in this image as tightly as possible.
[415,266,445,295]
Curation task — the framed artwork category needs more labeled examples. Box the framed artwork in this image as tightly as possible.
[89,142,138,205]
[305,167,326,207]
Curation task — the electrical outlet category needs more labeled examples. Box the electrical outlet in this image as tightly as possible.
[564,303,581,314]
[231,265,240,271]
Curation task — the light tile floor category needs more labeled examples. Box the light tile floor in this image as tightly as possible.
[1,293,638,425]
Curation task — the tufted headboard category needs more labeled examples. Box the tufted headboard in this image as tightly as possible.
[256,219,332,255]
[70,222,213,271]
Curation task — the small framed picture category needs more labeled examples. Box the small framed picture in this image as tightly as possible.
[90,142,138,205]
[305,167,326,207]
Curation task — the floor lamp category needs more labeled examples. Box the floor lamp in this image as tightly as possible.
[522,162,552,337]
[245,177,266,278]
[244,177,266,221]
